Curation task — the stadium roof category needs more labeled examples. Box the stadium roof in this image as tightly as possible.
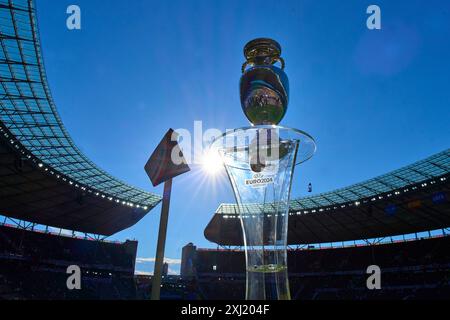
[216,150,450,214]
[0,0,161,235]
[205,150,450,245]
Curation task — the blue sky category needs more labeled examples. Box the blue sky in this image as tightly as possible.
[35,0,450,274]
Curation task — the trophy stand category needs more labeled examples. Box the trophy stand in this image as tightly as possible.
[211,39,316,300]
[212,126,315,300]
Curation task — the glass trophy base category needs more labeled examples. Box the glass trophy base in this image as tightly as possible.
[211,125,316,300]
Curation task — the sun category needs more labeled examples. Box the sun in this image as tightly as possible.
[201,149,223,175]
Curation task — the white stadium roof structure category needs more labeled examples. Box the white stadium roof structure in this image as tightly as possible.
[0,0,161,236]
[205,150,450,245]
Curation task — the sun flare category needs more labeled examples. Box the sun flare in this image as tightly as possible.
[201,150,223,175]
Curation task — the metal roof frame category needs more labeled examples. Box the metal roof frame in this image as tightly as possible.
[0,0,161,210]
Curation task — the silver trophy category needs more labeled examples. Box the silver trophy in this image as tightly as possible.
[211,38,316,300]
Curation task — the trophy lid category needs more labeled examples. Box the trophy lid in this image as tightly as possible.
[243,38,283,68]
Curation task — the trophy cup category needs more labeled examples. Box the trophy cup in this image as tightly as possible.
[211,38,316,300]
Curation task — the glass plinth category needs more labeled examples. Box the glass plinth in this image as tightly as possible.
[211,125,316,300]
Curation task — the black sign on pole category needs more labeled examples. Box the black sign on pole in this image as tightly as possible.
[145,129,190,187]
[144,129,190,300]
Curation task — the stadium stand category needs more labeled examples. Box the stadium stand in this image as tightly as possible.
[205,150,450,245]
[136,275,200,300]
[0,224,137,299]
[192,235,450,300]
[0,0,449,301]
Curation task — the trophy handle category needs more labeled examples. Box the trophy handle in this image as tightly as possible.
[242,61,253,73]
[274,57,285,70]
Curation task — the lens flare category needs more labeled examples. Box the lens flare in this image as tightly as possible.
[201,150,223,175]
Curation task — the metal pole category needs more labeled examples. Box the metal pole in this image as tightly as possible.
[151,178,172,300]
